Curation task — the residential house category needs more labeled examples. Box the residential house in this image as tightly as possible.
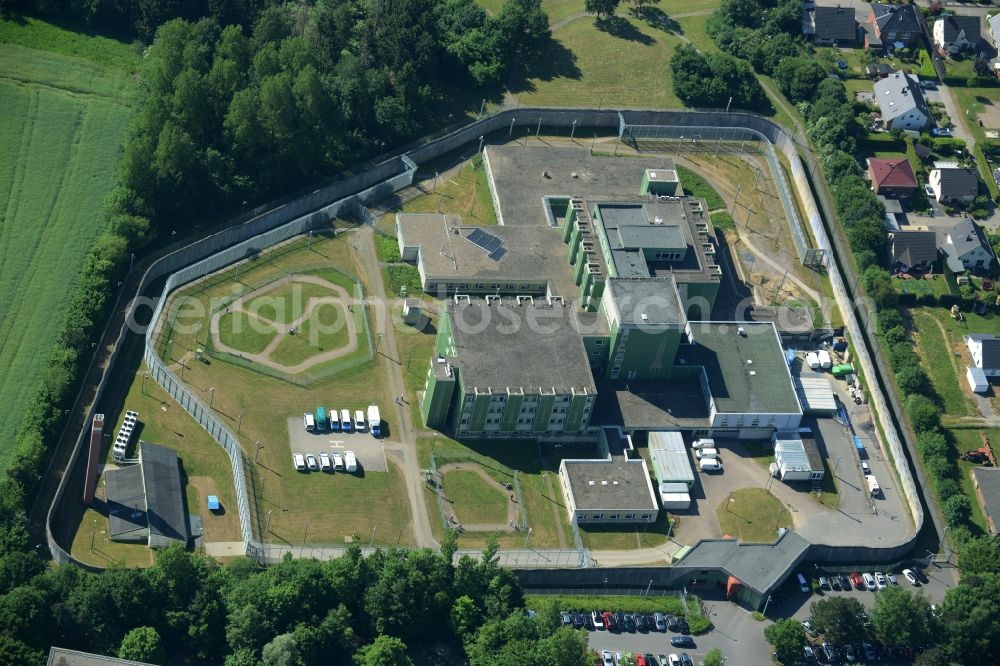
[938,218,995,272]
[811,6,859,45]
[928,166,979,204]
[889,230,938,271]
[989,13,1000,49]
[965,334,1000,377]
[971,467,1000,535]
[868,4,922,52]
[868,157,918,199]
[874,72,930,131]
[933,15,982,54]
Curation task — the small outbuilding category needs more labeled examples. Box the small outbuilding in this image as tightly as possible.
[968,366,989,394]
[648,431,696,488]
[657,482,692,510]
[771,432,825,482]
[559,456,659,525]
[793,373,838,414]
[402,298,423,325]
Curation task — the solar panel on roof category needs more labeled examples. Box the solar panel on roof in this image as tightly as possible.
[467,228,486,244]
[488,247,507,261]
[483,238,503,252]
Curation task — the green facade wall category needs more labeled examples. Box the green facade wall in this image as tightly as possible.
[468,394,490,431]
[421,367,456,428]
[582,335,609,372]
[500,394,525,431]
[566,395,590,432]
[532,394,556,432]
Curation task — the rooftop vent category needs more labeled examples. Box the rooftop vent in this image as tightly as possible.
[486,294,501,305]
[517,295,533,306]
[746,359,753,365]
[454,294,471,305]
[653,216,663,225]
[571,172,579,178]
[749,370,757,377]
[601,480,608,486]
[738,326,747,337]
[589,480,595,486]
[641,313,649,321]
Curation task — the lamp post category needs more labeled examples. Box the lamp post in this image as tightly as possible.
[238,413,243,434]
[479,98,486,117]
[209,387,215,408]
[509,116,516,138]
[255,441,262,464]
[266,508,273,534]
[571,119,577,141]
[726,95,733,113]
[478,135,484,155]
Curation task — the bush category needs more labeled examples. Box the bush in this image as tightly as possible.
[906,394,940,432]
[943,494,972,526]
[374,234,402,262]
[710,211,736,232]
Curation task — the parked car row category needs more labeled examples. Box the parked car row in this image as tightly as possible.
[303,405,382,437]
[801,566,926,594]
[598,651,695,666]
[293,450,357,473]
[560,610,690,635]
[805,638,925,663]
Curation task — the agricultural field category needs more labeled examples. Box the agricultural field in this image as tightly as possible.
[0,17,139,470]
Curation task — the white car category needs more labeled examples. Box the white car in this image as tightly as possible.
[874,571,887,590]
[353,409,366,432]
[318,451,332,472]
[694,448,719,459]
[802,620,818,637]
[592,611,604,630]
[887,573,899,587]
[332,452,345,471]
[601,650,614,666]
[931,127,952,137]
[924,183,936,197]
[668,655,682,666]
[903,568,919,586]
[293,453,306,471]
[863,572,876,591]
[860,460,871,474]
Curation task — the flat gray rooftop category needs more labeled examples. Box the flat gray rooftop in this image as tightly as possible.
[485,145,679,227]
[396,214,581,300]
[593,378,710,430]
[141,441,188,544]
[563,457,657,512]
[676,531,811,595]
[105,464,147,541]
[447,299,597,394]
[606,277,685,326]
[679,322,801,415]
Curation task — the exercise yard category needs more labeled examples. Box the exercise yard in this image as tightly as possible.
[716,488,792,543]
[440,466,518,529]
[210,274,358,371]
[139,229,414,548]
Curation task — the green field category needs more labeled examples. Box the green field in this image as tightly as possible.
[218,312,278,354]
[0,17,138,470]
[513,16,685,109]
[269,301,352,366]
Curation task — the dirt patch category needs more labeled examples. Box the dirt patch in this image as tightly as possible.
[438,462,520,533]
[978,101,1000,129]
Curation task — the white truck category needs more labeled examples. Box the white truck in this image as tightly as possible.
[367,405,382,437]
[865,474,881,498]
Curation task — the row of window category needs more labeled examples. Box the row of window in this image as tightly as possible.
[583,513,653,520]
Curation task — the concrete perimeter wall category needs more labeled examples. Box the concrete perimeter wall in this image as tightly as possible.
[47,107,926,571]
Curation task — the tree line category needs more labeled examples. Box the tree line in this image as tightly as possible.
[765,534,1000,665]
[0,0,549,609]
[0,534,589,664]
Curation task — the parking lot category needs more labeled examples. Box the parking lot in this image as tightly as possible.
[285,416,388,472]
[587,601,772,666]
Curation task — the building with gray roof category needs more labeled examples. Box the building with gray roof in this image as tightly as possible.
[938,218,995,272]
[670,530,811,610]
[48,647,155,666]
[966,333,1000,377]
[104,441,188,549]
[929,167,979,205]
[677,322,803,438]
[972,467,1000,535]
[989,13,1000,48]
[933,15,981,54]
[558,453,659,524]
[874,72,930,131]
[889,229,938,270]
[772,432,825,482]
[810,5,858,45]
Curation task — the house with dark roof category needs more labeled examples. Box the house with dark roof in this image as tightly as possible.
[938,218,995,272]
[866,62,893,79]
[934,15,981,54]
[104,441,188,549]
[889,230,938,271]
[971,467,1000,535]
[810,6,859,45]
[929,166,979,204]
[874,72,930,131]
[868,157,918,199]
[966,334,1000,377]
[868,4,922,51]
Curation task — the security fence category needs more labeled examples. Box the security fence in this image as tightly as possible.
[48,106,924,571]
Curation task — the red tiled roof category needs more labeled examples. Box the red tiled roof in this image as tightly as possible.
[869,157,917,189]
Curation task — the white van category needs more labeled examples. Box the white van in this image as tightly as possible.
[699,458,722,472]
[344,450,358,473]
[865,475,881,498]
[303,413,316,431]
[692,438,715,449]
[293,453,306,471]
[340,409,352,432]
[796,573,810,593]
[695,448,719,460]
[353,410,366,432]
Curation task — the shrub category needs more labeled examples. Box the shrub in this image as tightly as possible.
[943,494,972,526]
[906,394,940,432]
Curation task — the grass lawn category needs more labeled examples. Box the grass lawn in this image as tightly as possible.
[675,165,725,210]
[894,275,954,299]
[674,12,717,53]
[944,57,978,81]
[245,281,341,325]
[393,304,439,426]
[716,487,792,542]
[844,78,874,99]
[269,302,351,367]
[418,436,576,550]
[513,16,684,109]
[217,312,278,354]
[0,17,138,470]
[441,469,511,525]
[374,234,402,262]
[953,87,1000,140]
[385,162,497,226]
[138,231,414,548]
[525,594,686,615]
[578,513,676,551]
